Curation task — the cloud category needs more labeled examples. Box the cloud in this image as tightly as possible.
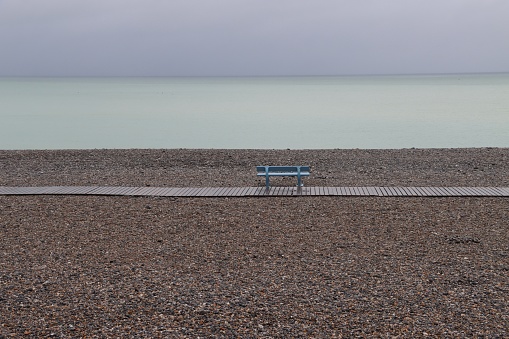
[0,0,508,75]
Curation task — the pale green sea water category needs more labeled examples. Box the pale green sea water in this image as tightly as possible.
[0,74,508,149]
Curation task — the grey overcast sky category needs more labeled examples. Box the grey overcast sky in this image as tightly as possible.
[1,0,508,76]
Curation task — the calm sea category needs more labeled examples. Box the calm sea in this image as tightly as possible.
[1,74,508,149]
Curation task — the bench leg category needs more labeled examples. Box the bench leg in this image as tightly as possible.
[265,175,270,189]
[297,174,303,187]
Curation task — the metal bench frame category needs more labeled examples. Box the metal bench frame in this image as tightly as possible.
[256,166,310,189]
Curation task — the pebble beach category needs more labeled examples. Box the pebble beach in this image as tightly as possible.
[1,148,508,337]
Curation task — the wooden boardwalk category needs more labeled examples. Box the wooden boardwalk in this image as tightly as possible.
[1,186,508,197]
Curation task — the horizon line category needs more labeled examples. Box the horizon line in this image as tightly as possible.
[1,71,509,78]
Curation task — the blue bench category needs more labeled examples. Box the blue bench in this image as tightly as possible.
[256,166,311,189]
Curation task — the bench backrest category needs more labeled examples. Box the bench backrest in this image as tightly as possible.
[256,166,310,173]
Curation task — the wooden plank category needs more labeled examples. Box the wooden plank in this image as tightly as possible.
[129,187,152,196]
[440,187,457,196]
[0,187,16,194]
[183,187,199,197]
[458,187,477,196]
[156,187,175,196]
[169,188,185,197]
[449,187,464,196]
[403,187,418,196]
[445,187,460,196]
[497,187,509,196]
[364,187,375,196]
[39,186,64,194]
[202,187,218,197]
[379,187,390,196]
[243,187,257,196]
[452,187,468,196]
[399,187,413,197]
[34,186,58,194]
[147,187,164,196]
[54,186,79,195]
[477,187,496,196]
[421,187,436,196]
[439,187,454,196]
[147,186,165,196]
[413,187,427,196]
[412,186,426,197]
[393,187,406,196]
[171,187,187,197]
[372,187,382,196]
[368,187,378,196]
[378,186,389,197]
[108,186,134,195]
[187,187,202,197]
[246,186,259,196]
[57,186,88,194]
[232,187,245,196]
[279,187,289,196]
[272,187,282,196]
[430,187,445,196]
[486,187,504,196]
[180,187,198,198]
[268,186,279,196]
[414,187,427,196]
[218,187,232,197]
[401,187,412,196]
[195,187,209,196]
[235,187,248,196]
[184,188,200,197]
[121,187,146,196]
[389,187,401,196]
[210,187,224,197]
[30,187,54,194]
[253,187,267,196]
[326,187,337,195]
[2,187,22,194]
[384,187,396,196]
[402,187,414,196]
[85,186,110,195]
[10,187,32,194]
[436,187,452,196]
[178,187,193,198]
[433,187,450,196]
[464,187,484,196]
[200,187,217,197]
[221,187,236,196]
[359,187,370,196]
[229,187,243,196]
[271,187,280,196]
[397,187,409,196]
[111,187,137,196]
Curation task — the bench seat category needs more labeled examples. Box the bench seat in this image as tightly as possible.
[256,166,310,188]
